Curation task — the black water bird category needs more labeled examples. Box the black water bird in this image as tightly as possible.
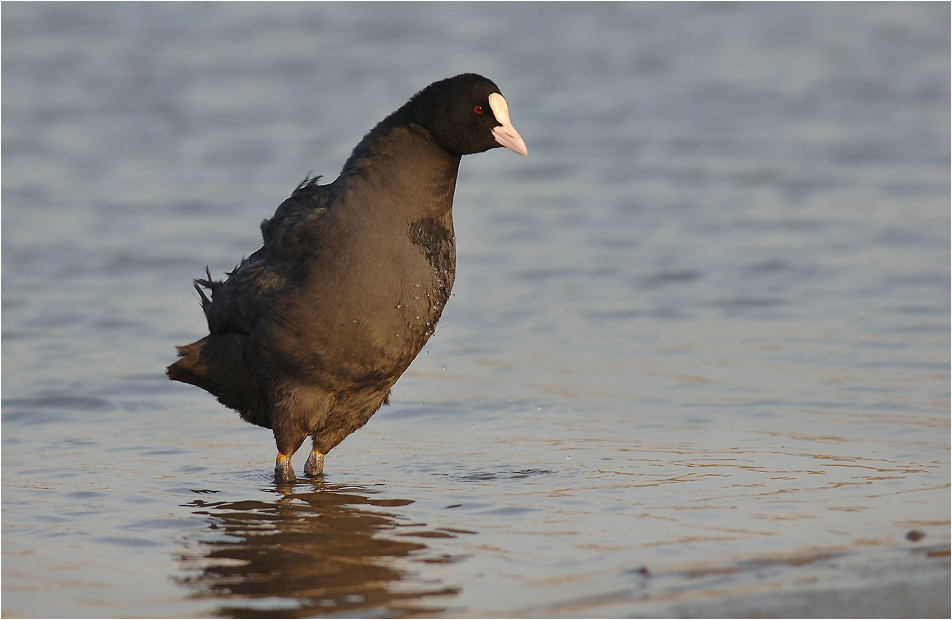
[167,74,527,482]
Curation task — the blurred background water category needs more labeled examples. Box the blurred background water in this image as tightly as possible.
[2,3,949,618]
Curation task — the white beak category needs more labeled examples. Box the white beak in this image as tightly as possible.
[488,92,528,156]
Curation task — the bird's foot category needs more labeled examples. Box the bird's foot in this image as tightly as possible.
[304,450,325,477]
[274,453,296,483]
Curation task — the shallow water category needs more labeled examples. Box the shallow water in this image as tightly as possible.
[2,3,949,618]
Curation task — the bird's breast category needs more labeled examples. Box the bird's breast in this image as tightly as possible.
[289,215,456,375]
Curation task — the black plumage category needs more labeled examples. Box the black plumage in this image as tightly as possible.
[167,74,527,482]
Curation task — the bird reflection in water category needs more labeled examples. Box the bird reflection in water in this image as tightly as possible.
[176,482,463,617]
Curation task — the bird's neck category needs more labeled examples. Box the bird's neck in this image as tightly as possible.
[340,120,462,222]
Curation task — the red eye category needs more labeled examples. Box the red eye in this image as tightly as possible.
[474,105,483,114]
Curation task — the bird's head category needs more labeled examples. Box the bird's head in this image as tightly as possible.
[410,73,528,157]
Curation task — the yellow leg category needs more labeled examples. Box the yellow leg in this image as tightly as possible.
[304,450,325,477]
[274,453,295,483]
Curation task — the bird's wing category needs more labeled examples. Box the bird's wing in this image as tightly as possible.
[260,176,332,265]
[197,178,333,336]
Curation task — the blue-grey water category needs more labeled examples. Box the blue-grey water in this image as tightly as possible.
[2,3,949,618]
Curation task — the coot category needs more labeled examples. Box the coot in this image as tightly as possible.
[167,74,527,482]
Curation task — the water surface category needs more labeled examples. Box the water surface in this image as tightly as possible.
[3,3,949,617]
